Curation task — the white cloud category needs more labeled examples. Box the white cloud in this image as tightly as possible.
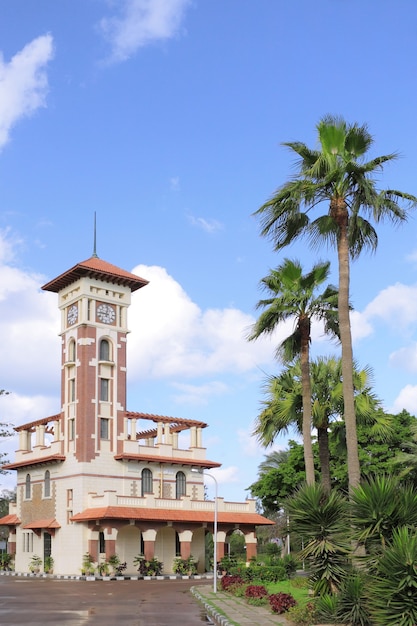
[99,0,192,63]
[390,342,417,372]
[170,381,229,405]
[187,215,224,233]
[128,264,275,380]
[391,384,417,414]
[362,283,417,328]
[0,233,60,394]
[0,34,54,149]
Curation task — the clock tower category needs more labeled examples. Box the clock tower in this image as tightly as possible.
[42,255,148,463]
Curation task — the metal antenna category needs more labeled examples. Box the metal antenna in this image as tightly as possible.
[92,212,98,258]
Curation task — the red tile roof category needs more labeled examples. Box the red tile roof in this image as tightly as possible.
[0,514,20,525]
[114,453,221,468]
[42,256,149,293]
[23,518,61,530]
[3,454,66,471]
[70,506,274,526]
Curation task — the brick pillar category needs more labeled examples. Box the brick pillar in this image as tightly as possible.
[105,539,116,560]
[216,540,225,561]
[88,539,98,562]
[245,542,257,561]
[180,541,191,560]
[143,540,155,561]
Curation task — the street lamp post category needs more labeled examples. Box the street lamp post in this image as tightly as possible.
[192,469,218,593]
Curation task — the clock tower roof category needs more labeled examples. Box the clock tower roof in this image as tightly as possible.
[41,256,149,293]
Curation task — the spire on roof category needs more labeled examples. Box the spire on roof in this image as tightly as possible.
[92,212,98,258]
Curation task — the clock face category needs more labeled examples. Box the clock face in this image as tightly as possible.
[67,304,78,325]
[97,303,116,324]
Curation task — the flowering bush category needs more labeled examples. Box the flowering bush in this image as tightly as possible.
[221,574,244,591]
[269,592,297,614]
[245,585,269,599]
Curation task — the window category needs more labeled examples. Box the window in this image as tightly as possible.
[69,378,75,402]
[44,470,51,498]
[23,532,33,552]
[25,474,31,499]
[176,471,186,499]
[99,531,105,554]
[69,419,75,440]
[141,468,153,496]
[175,532,181,557]
[68,339,76,362]
[100,418,109,439]
[100,378,109,402]
[99,339,110,361]
[67,489,73,506]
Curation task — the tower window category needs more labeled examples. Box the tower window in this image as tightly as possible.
[141,468,153,496]
[69,419,75,440]
[99,339,111,361]
[69,378,75,402]
[100,378,109,402]
[44,470,51,498]
[176,471,186,499]
[100,418,109,439]
[68,339,76,362]
[25,474,31,499]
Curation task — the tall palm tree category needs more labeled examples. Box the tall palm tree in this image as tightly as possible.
[254,357,382,492]
[248,258,339,485]
[255,115,417,490]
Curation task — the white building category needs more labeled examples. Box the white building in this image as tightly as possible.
[0,254,272,575]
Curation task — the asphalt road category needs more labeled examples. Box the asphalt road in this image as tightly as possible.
[0,577,212,626]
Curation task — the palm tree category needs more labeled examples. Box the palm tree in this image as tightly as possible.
[254,357,381,492]
[248,258,339,485]
[255,115,417,490]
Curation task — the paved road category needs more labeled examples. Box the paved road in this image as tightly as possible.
[0,577,211,626]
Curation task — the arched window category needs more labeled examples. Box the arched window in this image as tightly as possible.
[141,468,153,496]
[68,339,76,362]
[25,474,31,499]
[44,470,51,498]
[176,471,186,499]
[99,339,110,361]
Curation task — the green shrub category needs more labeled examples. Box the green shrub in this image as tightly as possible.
[337,572,371,626]
[287,600,318,625]
[367,527,417,626]
[315,593,339,623]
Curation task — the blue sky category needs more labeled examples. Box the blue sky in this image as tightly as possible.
[2,0,417,501]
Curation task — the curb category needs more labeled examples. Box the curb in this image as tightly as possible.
[191,586,231,626]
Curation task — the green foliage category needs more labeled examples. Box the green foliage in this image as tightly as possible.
[350,475,417,559]
[44,556,54,573]
[29,554,42,573]
[367,527,417,626]
[81,552,95,575]
[133,555,163,576]
[287,483,350,594]
[0,553,13,570]
[172,555,197,575]
[337,572,371,626]
[315,593,339,623]
[218,554,238,573]
[287,599,318,625]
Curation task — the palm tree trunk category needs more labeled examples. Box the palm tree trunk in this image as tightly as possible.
[317,426,331,493]
[336,210,361,491]
[300,320,315,485]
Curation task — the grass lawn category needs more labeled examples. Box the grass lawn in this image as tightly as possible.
[261,577,311,605]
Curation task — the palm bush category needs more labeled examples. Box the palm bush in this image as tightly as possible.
[350,475,417,556]
[287,483,350,594]
[367,527,417,626]
[337,572,371,626]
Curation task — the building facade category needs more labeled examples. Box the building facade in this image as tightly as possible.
[0,254,272,575]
